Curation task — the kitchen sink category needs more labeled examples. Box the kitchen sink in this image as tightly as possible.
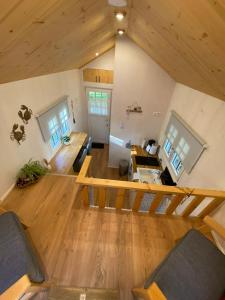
[135,155,160,167]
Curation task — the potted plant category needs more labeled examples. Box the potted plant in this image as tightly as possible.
[61,135,71,145]
[16,159,48,188]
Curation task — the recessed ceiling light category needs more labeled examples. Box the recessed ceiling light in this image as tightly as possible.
[115,12,126,21]
[117,29,125,36]
[108,0,127,7]
[95,52,99,57]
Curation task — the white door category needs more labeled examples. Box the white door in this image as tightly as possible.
[86,88,111,144]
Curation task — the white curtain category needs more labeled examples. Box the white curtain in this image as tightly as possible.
[36,95,69,142]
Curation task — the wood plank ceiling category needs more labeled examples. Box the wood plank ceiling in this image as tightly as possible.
[0,0,225,101]
[128,0,225,100]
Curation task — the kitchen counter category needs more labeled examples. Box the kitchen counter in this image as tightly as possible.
[131,145,162,173]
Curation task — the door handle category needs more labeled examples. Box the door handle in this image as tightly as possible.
[98,76,100,82]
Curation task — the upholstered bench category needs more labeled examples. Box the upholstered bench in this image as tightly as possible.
[0,212,45,296]
[144,229,225,300]
[133,217,225,300]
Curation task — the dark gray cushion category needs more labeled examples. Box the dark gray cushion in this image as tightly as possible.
[144,229,225,300]
[0,212,45,294]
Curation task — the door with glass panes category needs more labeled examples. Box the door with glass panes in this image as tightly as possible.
[86,88,111,144]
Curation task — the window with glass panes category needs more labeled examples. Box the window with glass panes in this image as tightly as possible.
[88,91,109,116]
[171,138,190,175]
[163,125,178,157]
[48,117,61,149]
[59,108,70,135]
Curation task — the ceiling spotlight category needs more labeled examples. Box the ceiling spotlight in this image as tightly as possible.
[95,52,99,57]
[115,12,126,21]
[117,29,125,36]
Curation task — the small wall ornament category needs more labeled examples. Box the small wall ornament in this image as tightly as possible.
[18,105,33,124]
[10,124,26,145]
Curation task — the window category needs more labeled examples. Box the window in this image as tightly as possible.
[170,138,190,175]
[48,117,61,149]
[162,112,206,177]
[88,91,109,116]
[163,125,178,157]
[59,108,70,135]
[36,96,71,150]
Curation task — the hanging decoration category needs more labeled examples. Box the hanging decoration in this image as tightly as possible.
[18,105,33,124]
[126,102,142,114]
[71,100,76,124]
[10,124,26,145]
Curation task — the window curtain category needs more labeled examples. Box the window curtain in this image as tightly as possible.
[164,111,207,173]
[36,95,69,142]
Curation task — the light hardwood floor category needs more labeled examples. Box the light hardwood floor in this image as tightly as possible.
[69,144,128,181]
[3,175,201,300]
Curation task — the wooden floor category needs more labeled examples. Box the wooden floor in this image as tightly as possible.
[69,144,128,181]
[3,175,201,300]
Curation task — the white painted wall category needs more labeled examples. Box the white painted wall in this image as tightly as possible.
[159,83,225,190]
[158,83,225,250]
[83,48,115,70]
[0,69,85,200]
[109,37,176,167]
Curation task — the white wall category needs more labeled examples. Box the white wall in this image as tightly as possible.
[0,69,85,200]
[158,83,225,250]
[159,83,225,190]
[109,37,176,167]
[83,48,115,70]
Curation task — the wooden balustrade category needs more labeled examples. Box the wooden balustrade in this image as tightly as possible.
[76,157,225,219]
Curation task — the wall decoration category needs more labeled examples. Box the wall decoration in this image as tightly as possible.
[126,102,142,114]
[71,100,76,124]
[10,124,26,145]
[18,105,33,124]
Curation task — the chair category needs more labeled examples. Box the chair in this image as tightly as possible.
[133,216,225,300]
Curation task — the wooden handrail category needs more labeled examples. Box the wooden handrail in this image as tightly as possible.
[204,216,225,240]
[0,275,31,300]
[77,156,225,218]
[133,282,167,300]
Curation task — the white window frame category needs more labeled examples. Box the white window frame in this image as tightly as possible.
[48,117,61,149]
[59,108,70,136]
[87,90,110,116]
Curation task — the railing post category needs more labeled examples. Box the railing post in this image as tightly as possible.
[149,193,164,213]
[132,191,144,212]
[82,186,90,208]
[115,189,126,210]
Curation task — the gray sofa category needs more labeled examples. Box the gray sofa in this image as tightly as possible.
[0,212,45,294]
[144,229,225,300]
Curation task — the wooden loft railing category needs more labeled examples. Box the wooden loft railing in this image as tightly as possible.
[76,156,225,219]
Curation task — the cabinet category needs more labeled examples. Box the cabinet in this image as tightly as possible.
[83,68,113,84]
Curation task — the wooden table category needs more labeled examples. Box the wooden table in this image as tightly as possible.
[50,132,87,174]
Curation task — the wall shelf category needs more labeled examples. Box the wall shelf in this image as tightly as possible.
[126,109,143,113]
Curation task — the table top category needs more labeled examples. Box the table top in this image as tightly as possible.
[50,132,87,174]
[131,145,162,173]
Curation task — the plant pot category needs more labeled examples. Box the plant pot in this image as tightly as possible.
[16,176,40,189]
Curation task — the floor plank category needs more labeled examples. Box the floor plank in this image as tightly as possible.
[2,175,200,300]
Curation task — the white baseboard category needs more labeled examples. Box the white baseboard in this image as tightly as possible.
[0,183,15,203]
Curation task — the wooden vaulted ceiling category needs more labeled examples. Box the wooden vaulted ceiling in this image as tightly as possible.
[0,0,225,101]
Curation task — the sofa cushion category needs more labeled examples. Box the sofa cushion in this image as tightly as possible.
[0,212,45,294]
[144,229,225,300]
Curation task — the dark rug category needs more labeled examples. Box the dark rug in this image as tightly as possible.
[92,142,104,149]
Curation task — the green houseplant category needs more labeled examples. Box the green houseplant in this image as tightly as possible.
[16,159,48,188]
[61,135,71,145]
